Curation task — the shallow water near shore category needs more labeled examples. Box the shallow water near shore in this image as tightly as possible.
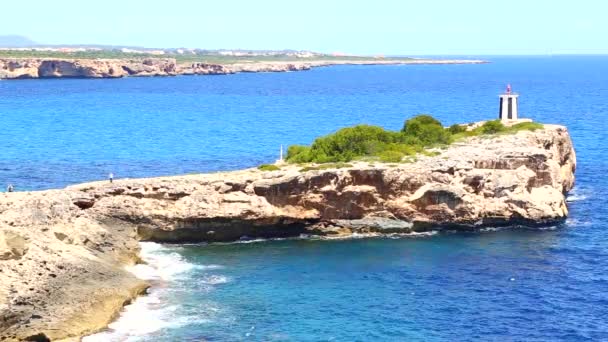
[89,211,606,341]
[3,56,608,340]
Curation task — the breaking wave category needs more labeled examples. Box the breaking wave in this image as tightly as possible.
[83,242,226,341]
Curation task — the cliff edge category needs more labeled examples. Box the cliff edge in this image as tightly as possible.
[0,58,486,79]
[0,124,575,340]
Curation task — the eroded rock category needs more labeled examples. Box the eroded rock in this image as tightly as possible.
[0,231,28,260]
[1,58,487,79]
[0,123,576,340]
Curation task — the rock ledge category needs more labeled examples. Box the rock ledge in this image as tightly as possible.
[0,124,575,340]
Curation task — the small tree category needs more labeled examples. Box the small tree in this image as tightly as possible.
[402,114,451,145]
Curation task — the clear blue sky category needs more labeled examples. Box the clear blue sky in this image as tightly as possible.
[1,0,606,55]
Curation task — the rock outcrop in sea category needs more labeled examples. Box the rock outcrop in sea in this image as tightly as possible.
[0,124,575,340]
[0,57,486,79]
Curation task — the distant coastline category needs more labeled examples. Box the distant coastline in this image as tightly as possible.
[0,57,487,79]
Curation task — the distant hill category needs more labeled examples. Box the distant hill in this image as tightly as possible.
[0,35,37,47]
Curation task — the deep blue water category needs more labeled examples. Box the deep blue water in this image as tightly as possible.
[3,56,608,341]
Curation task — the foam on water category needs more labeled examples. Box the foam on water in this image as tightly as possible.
[126,242,196,281]
[201,274,231,285]
[567,194,588,202]
[567,187,590,203]
[214,231,441,245]
[566,217,592,227]
[83,242,225,341]
[84,297,191,342]
[317,231,440,240]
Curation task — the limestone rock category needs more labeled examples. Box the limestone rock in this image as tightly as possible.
[0,58,487,79]
[0,58,178,79]
[0,230,28,260]
[0,123,575,340]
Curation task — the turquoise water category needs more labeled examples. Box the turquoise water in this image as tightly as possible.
[150,230,607,341]
[4,56,608,340]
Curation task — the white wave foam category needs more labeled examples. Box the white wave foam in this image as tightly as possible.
[567,187,590,202]
[201,274,230,285]
[478,226,507,233]
[84,242,221,341]
[199,264,225,270]
[230,237,292,244]
[128,242,197,281]
[534,225,559,231]
[567,194,587,202]
[221,231,442,245]
[565,217,591,227]
[209,231,442,245]
[317,230,439,240]
[83,294,192,342]
[396,230,439,237]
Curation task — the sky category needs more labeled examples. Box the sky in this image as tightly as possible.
[1,0,606,55]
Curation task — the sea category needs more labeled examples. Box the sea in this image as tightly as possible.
[1,56,607,341]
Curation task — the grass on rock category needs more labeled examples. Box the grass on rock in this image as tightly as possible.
[299,163,354,172]
[258,164,281,171]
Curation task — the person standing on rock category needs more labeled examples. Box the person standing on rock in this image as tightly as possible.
[6,184,13,192]
[108,172,114,183]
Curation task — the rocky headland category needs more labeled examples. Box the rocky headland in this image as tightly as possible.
[0,57,486,79]
[0,124,575,341]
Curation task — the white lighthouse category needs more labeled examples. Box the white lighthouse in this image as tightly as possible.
[498,84,519,121]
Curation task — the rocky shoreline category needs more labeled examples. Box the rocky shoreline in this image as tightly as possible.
[0,124,575,340]
[0,57,487,79]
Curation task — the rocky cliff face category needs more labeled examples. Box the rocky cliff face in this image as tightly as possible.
[0,58,178,79]
[0,58,486,79]
[0,124,575,340]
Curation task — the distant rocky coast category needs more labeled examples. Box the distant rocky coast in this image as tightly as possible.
[0,57,487,79]
[0,123,574,340]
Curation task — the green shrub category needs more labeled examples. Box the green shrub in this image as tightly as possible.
[284,114,544,165]
[285,115,452,164]
[448,124,467,134]
[400,135,425,148]
[402,115,451,145]
[386,142,419,155]
[378,150,404,163]
[297,125,405,163]
[480,120,506,134]
[286,145,312,163]
[258,164,280,171]
[402,114,442,133]
[362,140,388,155]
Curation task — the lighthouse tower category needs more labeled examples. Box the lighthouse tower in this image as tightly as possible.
[498,84,519,121]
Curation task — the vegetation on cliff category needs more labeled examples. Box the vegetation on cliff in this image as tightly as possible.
[258,164,281,171]
[451,120,544,140]
[0,49,415,65]
[285,115,544,164]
